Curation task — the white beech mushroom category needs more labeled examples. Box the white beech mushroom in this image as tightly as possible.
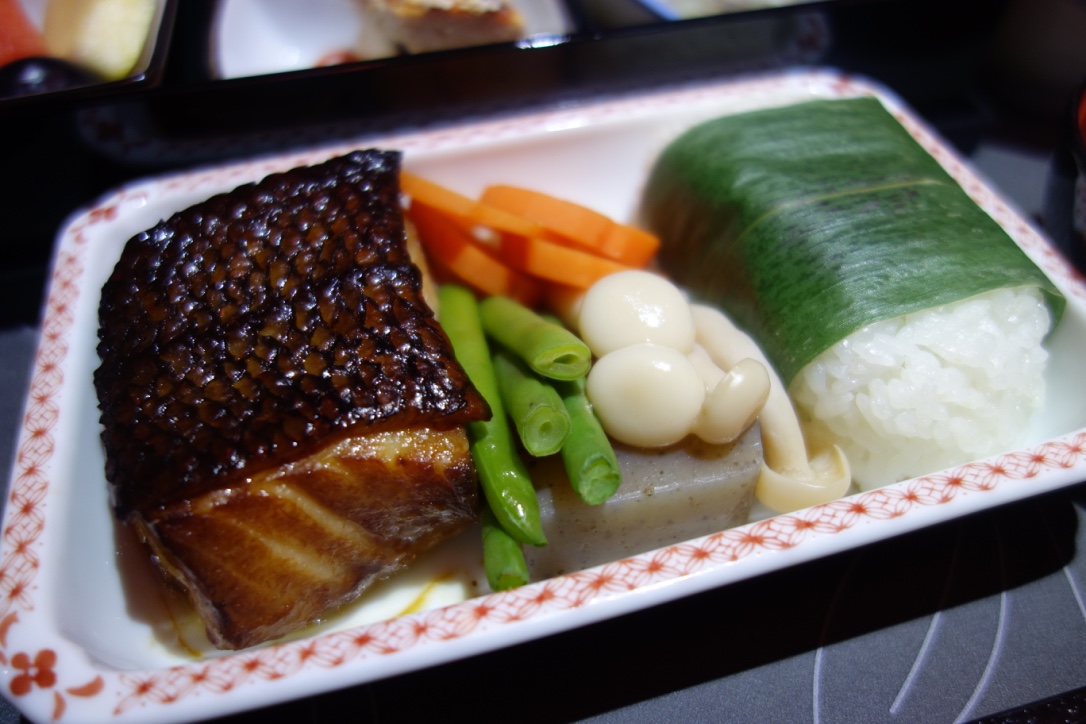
[586,343,705,447]
[578,269,695,355]
[688,350,770,445]
[577,271,775,452]
[690,304,851,513]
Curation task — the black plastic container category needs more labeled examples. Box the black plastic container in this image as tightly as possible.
[1044,79,1086,274]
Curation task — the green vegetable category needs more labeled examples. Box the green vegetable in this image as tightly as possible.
[642,96,1065,384]
[493,348,571,457]
[479,295,591,380]
[481,504,529,591]
[437,285,546,547]
[555,373,622,506]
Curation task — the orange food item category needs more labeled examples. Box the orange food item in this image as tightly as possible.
[402,172,652,296]
[407,201,542,308]
[0,0,47,66]
[541,282,586,324]
[401,171,550,241]
[480,184,661,266]
[496,230,636,290]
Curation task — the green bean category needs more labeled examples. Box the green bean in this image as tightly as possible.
[481,504,529,591]
[493,348,571,457]
[437,285,546,547]
[533,312,622,504]
[556,373,622,505]
[479,295,591,380]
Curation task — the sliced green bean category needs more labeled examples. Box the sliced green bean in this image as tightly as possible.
[479,295,591,380]
[556,373,622,505]
[481,504,529,591]
[438,284,546,547]
[536,312,622,505]
[493,348,571,457]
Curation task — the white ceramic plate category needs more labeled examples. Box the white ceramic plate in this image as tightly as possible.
[211,0,575,79]
[630,0,821,21]
[3,69,1086,724]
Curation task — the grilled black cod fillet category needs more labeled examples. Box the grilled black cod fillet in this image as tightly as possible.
[94,150,490,650]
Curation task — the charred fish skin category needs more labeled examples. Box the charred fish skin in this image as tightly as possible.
[95,149,488,516]
[94,149,489,649]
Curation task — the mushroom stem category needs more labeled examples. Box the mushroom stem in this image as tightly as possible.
[688,346,770,445]
[690,304,851,513]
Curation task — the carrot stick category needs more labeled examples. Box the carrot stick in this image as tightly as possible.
[480,185,660,266]
[482,184,611,248]
[403,172,639,291]
[497,232,634,290]
[401,172,550,242]
[407,203,542,307]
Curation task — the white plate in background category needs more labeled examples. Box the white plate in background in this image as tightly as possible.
[631,0,821,20]
[212,0,575,79]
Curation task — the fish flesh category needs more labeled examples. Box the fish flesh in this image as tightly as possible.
[94,149,490,649]
[358,0,525,54]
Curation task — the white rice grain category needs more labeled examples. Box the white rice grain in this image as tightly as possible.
[789,288,1051,490]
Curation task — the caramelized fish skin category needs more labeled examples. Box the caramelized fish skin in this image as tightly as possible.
[94,149,489,649]
[95,149,488,513]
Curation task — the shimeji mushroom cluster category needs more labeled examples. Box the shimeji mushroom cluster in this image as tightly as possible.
[575,270,851,513]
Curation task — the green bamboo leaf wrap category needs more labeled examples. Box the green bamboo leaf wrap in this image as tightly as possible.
[642,97,1065,384]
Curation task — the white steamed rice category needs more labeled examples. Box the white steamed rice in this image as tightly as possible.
[789,287,1052,490]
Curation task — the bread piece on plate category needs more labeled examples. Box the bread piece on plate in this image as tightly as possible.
[94,149,490,650]
[360,0,525,54]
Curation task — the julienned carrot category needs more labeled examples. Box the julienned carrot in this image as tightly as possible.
[497,232,635,290]
[480,185,660,267]
[401,172,552,242]
[403,172,645,291]
[407,203,542,308]
[482,184,611,248]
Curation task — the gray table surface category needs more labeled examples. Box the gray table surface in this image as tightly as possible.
[1,146,1084,724]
